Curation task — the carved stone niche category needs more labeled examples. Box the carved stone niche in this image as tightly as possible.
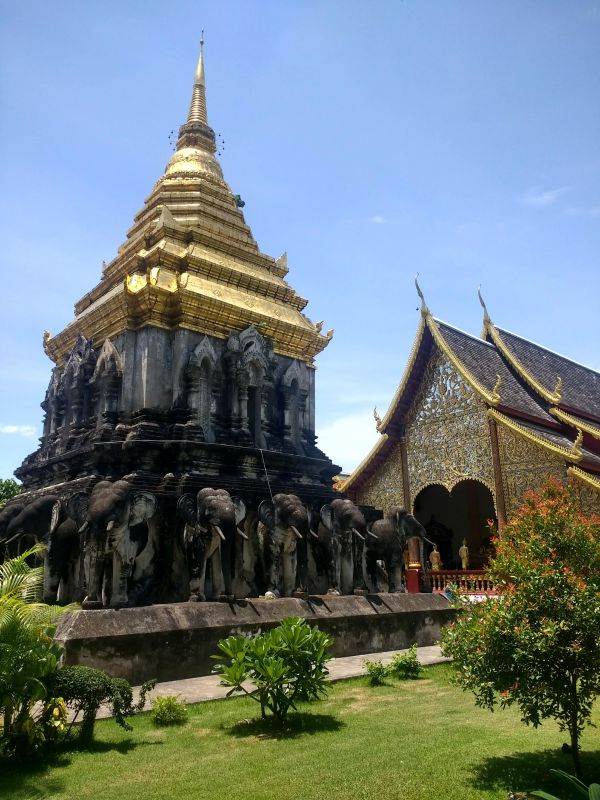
[184,336,219,443]
[281,360,309,455]
[226,326,274,447]
[90,338,123,431]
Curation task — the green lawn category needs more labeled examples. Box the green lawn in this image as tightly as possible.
[2,664,599,800]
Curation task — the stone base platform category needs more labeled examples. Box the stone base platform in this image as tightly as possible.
[55,593,454,684]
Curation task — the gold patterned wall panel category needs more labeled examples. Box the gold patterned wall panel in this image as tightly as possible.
[405,353,495,504]
[353,441,404,513]
[497,425,567,517]
[569,479,600,517]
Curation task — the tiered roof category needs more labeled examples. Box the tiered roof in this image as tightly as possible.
[44,41,332,367]
[341,282,600,496]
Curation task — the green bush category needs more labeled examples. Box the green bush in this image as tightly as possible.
[0,544,76,757]
[151,695,188,726]
[388,644,422,680]
[363,659,388,686]
[212,616,332,724]
[46,665,156,742]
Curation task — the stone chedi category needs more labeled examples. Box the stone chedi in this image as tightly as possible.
[3,42,369,608]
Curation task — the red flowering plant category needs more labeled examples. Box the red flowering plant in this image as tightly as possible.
[441,478,600,779]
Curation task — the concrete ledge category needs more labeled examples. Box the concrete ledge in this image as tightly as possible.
[55,593,455,683]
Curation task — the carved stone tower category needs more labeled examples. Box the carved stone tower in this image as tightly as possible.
[17,42,338,502]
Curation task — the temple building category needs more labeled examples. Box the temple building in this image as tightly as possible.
[339,283,600,570]
[16,40,337,501]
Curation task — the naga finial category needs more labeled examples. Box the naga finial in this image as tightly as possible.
[43,330,51,354]
[373,406,383,430]
[492,374,502,401]
[554,375,562,400]
[414,273,429,315]
[477,285,491,323]
[574,427,583,451]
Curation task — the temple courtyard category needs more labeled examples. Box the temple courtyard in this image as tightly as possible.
[3,661,599,800]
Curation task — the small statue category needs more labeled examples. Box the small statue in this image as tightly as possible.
[458,538,470,570]
[429,544,442,571]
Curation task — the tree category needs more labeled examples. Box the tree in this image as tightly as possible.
[0,479,20,510]
[441,479,600,779]
[0,544,77,754]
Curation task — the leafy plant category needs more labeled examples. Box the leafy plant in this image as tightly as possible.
[441,480,600,778]
[151,695,188,726]
[46,665,156,742]
[529,768,600,799]
[0,479,20,510]
[212,616,332,724]
[0,543,77,756]
[363,659,388,686]
[388,644,422,680]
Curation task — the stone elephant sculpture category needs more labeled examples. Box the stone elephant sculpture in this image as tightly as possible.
[177,488,246,601]
[366,507,433,593]
[82,480,158,608]
[44,492,89,604]
[4,496,58,558]
[258,493,309,597]
[319,498,372,595]
[0,501,26,555]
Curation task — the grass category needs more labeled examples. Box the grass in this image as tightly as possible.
[2,663,599,800]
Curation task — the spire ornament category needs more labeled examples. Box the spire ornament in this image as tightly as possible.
[477,285,491,324]
[414,274,429,316]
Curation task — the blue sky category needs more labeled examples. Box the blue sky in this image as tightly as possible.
[1,1,599,478]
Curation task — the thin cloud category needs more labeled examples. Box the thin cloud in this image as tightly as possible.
[0,424,37,437]
[370,215,387,224]
[564,206,600,219]
[317,410,380,474]
[520,186,568,208]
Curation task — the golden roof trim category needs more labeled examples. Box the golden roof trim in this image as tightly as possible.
[488,409,583,462]
[550,407,600,441]
[567,465,600,494]
[336,434,389,493]
[484,319,562,403]
[378,315,428,432]
[427,315,501,406]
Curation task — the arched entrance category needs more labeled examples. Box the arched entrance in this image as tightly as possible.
[413,480,496,569]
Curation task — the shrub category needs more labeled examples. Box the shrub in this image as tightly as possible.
[46,665,156,742]
[212,616,332,724]
[0,544,77,757]
[388,644,422,680]
[363,659,388,686]
[151,695,188,726]
[441,480,600,779]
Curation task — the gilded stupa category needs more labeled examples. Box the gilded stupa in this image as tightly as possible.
[17,39,338,508]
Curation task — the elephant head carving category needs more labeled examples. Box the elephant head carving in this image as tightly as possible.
[320,498,370,594]
[83,480,158,608]
[0,501,27,554]
[44,491,89,604]
[258,493,309,597]
[177,488,246,601]
[5,496,59,556]
[366,507,432,593]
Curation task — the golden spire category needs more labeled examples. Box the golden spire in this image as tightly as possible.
[414,274,430,316]
[477,285,491,324]
[186,32,208,125]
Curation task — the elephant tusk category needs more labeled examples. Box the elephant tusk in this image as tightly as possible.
[352,527,365,541]
[213,525,226,542]
[310,529,319,540]
[237,526,249,540]
[367,529,379,539]
[78,521,88,534]
[106,520,115,532]
[290,525,303,540]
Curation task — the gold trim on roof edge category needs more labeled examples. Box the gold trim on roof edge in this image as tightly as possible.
[550,407,600,441]
[484,319,562,404]
[336,434,389,493]
[378,315,427,432]
[567,466,600,493]
[426,314,501,406]
[488,409,582,463]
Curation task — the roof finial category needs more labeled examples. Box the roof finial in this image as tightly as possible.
[186,31,208,125]
[478,285,491,324]
[414,274,429,316]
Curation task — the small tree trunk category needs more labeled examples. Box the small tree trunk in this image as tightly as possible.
[3,702,13,737]
[569,675,582,779]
